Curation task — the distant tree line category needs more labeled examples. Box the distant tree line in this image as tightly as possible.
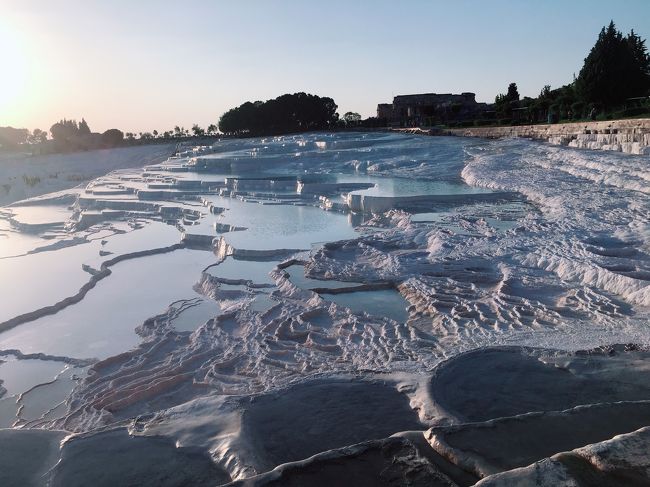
[218,92,339,136]
[0,118,221,153]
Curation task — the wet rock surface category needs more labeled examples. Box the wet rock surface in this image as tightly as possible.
[476,426,650,486]
[238,378,424,472]
[227,437,460,487]
[430,346,650,422]
[51,428,230,487]
[0,429,67,487]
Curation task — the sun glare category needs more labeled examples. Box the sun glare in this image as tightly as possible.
[0,22,29,119]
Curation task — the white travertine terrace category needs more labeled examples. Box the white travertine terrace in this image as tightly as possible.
[0,132,648,485]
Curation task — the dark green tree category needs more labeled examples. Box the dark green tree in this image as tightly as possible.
[506,83,520,102]
[78,118,91,135]
[101,129,124,147]
[343,112,362,125]
[50,119,79,141]
[495,82,520,118]
[191,124,205,137]
[29,128,48,144]
[626,29,650,99]
[576,21,650,107]
[218,93,338,136]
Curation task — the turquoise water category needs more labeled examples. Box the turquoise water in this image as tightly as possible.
[344,175,492,197]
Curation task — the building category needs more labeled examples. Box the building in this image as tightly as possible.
[377,92,489,126]
[376,103,394,120]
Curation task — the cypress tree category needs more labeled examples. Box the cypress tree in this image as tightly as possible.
[576,21,650,108]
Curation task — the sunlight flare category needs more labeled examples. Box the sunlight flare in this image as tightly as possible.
[0,21,29,118]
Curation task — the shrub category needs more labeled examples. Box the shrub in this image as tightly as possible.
[22,175,41,187]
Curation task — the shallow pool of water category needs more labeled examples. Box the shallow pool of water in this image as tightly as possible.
[9,205,73,227]
[0,357,66,396]
[18,365,84,422]
[344,175,492,197]
[250,293,277,313]
[284,265,359,290]
[0,240,101,324]
[205,196,359,251]
[205,257,279,285]
[0,249,216,359]
[170,299,221,332]
[322,289,410,323]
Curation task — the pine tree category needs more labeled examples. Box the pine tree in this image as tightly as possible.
[626,30,650,98]
[506,83,520,102]
[78,118,91,135]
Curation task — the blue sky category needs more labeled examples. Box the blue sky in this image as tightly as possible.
[2,0,649,132]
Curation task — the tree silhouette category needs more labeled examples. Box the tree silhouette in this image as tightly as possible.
[78,118,91,135]
[494,83,520,118]
[506,83,520,102]
[344,112,362,125]
[0,126,29,148]
[50,119,79,141]
[102,129,124,147]
[218,92,339,136]
[192,124,205,137]
[576,21,650,107]
[30,128,48,144]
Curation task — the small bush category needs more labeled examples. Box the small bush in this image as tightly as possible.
[22,175,41,187]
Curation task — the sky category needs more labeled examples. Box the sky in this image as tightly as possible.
[1,0,649,133]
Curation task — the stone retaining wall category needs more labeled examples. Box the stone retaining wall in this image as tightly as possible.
[445,118,650,155]
[393,119,650,155]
